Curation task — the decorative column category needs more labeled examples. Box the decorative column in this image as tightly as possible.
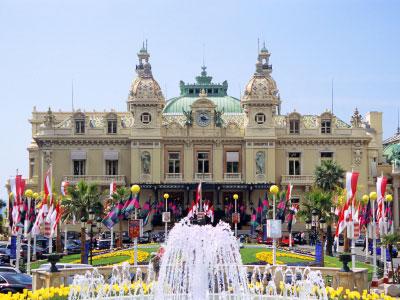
[393,181,399,231]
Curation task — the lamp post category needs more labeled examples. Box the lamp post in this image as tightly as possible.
[164,193,169,239]
[131,184,141,266]
[269,185,279,265]
[32,192,39,262]
[361,194,370,263]
[383,194,393,283]
[24,189,33,274]
[369,191,378,287]
[305,208,326,267]
[80,216,87,264]
[233,194,239,238]
[88,208,95,265]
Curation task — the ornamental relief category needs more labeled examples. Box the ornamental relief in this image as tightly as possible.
[353,148,362,166]
[302,115,318,129]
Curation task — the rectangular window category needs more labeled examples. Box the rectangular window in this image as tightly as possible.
[107,120,117,134]
[321,120,331,134]
[197,152,209,173]
[288,152,301,175]
[207,88,212,94]
[168,152,180,173]
[189,88,194,94]
[106,160,118,175]
[320,152,333,162]
[226,151,239,173]
[213,88,218,94]
[73,160,86,175]
[29,158,35,178]
[289,119,300,134]
[75,120,85,134]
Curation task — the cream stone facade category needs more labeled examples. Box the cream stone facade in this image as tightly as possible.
[26,45,385,229]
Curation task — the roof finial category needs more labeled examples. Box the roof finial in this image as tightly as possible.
[397,108,400,134]
[145,39,148,51]
[257,38,260,53]
[202,42,205,67]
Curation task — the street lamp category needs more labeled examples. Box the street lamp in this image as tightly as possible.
[80,216,87,264]
[32,192,39,262]
[362,194,370,263]
[269,185,279,265]
[382,194,393,283]
[23,189,33,274]
[233,194,239,237]
[369,191,378,287]
[130,184,141,266]
[163,193,170,239]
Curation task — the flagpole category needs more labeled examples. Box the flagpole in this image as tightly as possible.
[48,163,53,254]
[370,191,378,287]
[26,194,32,275]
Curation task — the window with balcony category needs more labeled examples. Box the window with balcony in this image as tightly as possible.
[106,160,118,175]
[107,119,117,134]
[321,119,331,134]
[197,152,209,173]
[288,152,301,175]
[75,119,85,134]
[73,159,86,175]
[289,119,300,134]
[168,152,180,173]
[29,158,35,178]
[320,152,333,162]
[226,151,239,173]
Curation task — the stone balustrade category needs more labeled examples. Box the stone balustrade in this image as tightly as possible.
[62,175,126,186]
[32,264,369,293]
[281,174,315,186]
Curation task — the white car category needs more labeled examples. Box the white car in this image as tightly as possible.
[0,266,21,273]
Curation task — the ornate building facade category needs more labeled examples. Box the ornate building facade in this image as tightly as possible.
[26,45,384,228]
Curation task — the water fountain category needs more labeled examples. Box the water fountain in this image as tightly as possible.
[69,220,328,299]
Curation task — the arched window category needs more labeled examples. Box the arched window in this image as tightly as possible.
[320,112,332,134]
[288,112,300,134]
[106,113,118,134]
[73,112,85,134]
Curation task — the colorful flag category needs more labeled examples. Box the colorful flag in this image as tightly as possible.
[196,182,202,203]
[376,175,387,224]
[109,181,117,198]
[61,181,69,196]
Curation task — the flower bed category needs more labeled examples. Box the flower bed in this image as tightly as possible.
[2,284,396,300]
[255,251,315,265]
[71,249,149,265]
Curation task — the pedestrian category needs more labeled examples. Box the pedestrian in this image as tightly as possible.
[333,239,337,254]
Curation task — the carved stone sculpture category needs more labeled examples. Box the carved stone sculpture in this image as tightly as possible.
[141,151,151,174]
[255,151,265,175]
[182,109,193,126]
[214,108,224,128]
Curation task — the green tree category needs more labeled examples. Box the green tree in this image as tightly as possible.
[314,160,345,255]
[314,160,345,192]
[298,188,334,265]
[109,187,131,248]
[380,233,400,283]
[0,199,6,234]
[64,181,103,263]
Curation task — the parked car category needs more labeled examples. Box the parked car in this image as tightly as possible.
[139,232,151,244]
[355,235,365,247]
[257,235,273,245]
[64,240,81,254]
[280,236,294,247]
[96,239,111,250]
[0,272,32,293]
[0,266,20,273]
[0,249,10,264]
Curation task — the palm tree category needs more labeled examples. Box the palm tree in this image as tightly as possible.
[110,187,130,248]
[0,199,6,234]
[380,233,400,283]
[298,188,334,266]
[314,160,345,255]
[65,180,103,263]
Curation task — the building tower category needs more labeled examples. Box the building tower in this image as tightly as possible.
[241,43,281,128]
[127,43,165,130]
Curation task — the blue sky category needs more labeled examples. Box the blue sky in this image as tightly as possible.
[0,0,399,199]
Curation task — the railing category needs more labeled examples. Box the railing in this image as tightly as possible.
[281,174,315,185]
[165,173,183,182]
[194,173,213,181]
[223,173,242,182]
[62,175,126,186]
[32,264,369,293]
[393,159,400,174]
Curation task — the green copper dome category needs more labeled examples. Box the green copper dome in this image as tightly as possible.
[383,131,400,163]
[163,66,242,114]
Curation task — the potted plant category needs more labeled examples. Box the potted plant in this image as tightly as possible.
[45,253,64,272]
[338,252,352,272]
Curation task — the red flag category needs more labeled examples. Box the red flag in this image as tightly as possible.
[376,175,387,223]
[196,182,202,204]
